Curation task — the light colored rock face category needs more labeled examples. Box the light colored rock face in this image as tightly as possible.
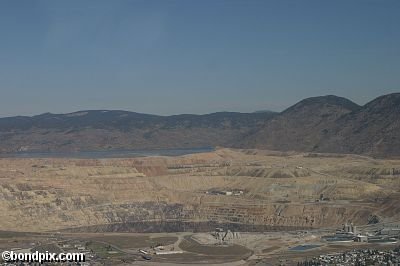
[0,148,400,232]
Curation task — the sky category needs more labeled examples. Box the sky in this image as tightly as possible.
[0,0,399,117]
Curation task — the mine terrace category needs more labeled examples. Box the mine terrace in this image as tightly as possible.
[0,148,400,265]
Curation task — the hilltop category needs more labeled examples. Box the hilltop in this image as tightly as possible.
[239,93,400,157]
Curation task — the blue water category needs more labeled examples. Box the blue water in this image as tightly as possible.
[289,244,320,251]
[1,147,215,159]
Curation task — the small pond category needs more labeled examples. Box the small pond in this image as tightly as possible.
[289,244,321,251]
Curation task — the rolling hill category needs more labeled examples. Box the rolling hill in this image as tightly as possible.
[0,93,399,157]
[0,111,275,153]
[239,93,400,157]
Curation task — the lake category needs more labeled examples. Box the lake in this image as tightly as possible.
[1,147,215,159]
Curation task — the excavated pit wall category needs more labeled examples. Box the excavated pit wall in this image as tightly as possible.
[53,201,374,233]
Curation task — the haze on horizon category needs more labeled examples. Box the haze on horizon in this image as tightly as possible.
[0,0,399,117]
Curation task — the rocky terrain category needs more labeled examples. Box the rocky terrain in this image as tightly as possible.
[0,148,399,232]
[0,93,399,157]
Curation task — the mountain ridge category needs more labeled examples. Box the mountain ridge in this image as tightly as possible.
[0,93,399,157]
[238,93,400,157]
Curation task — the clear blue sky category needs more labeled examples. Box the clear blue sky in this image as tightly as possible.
[0,0,399,117]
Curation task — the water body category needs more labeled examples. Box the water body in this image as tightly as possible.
[289,244,321,251]
[1,147,214,159]
[64,221,311,234]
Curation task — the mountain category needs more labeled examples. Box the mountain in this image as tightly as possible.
[239,93,400,157]
[315,93,400,157]
[253,110,276,114]
[0,110,276,153]
[239,95,361,151]
[0,93,399,157]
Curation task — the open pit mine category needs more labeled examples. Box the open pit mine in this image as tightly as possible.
[1,148,400,265]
